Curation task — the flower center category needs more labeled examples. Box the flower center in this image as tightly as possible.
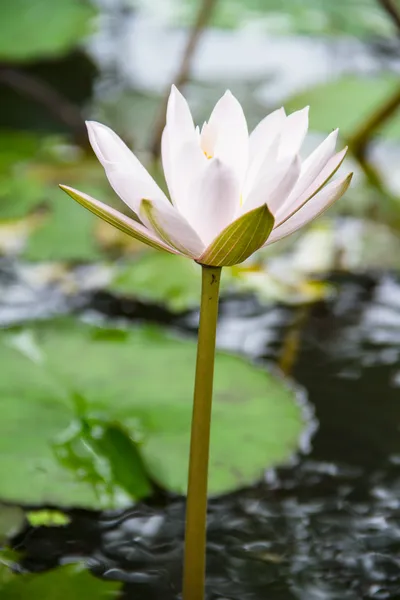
[200,122,217,161]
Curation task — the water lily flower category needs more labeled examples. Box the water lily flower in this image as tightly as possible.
[60,86,352,267]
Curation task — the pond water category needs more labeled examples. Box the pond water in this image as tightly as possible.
[6,272,400,599]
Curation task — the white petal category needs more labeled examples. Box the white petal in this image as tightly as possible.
[186,158,240,245]
[276,146,347,224]
[243,143,279,204]
[166,85,195,140]
[161,126,174,201]
[244,107,286,196]
[290,129,338,199]
[162,127,206,210]
[278,107,309,160]
[107,171,169,216]
[241,155,301,216]
[86,121,168,212]
[207,90,249,185]
[87,120,135,168]
[265,173,353,245]
[166,138,206,213]
[139,198,205,258]
[163,87,202,209]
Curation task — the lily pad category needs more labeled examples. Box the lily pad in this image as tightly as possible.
[110,252,240,311]
[0,0,96,62]
[0,319,304,508]
[23,194,102,262]
[285,75,400,139]
[0,563,121,599]
[110,252,202,311]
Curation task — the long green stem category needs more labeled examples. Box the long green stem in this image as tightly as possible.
[183,264,222,600]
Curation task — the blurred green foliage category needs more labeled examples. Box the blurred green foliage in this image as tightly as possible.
[180,0,394,36]
[0,0,96,62]
[0,133,117,261]
[0,507,25,543]
[286,75,400,138]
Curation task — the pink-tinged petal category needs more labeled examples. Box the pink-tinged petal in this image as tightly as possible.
[290,129,338,199]
[244,107,286,196]
[207,90,249,185]
[139,198,205,258]
[86,121,168,212]
[278,107,309,160]
[59,185,179,255]
[185,158,241,245]
[276,146,347,224]
[241,155,301,216]
[199,204,274,267]
[265,173,353,246]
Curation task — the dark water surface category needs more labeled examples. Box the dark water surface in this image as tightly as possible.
[8,273,400,599]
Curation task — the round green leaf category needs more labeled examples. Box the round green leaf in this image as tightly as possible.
[0,319,304,508]
[285,75,400,139]
[0,0,96,62]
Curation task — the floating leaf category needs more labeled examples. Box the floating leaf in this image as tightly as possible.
[23,194,103,262]
[0,319,304,508]
[285,75,400,139]
[0,563,121,599]
[0,0,96,62]
[111,252,202,311]
[110,252,237,311]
